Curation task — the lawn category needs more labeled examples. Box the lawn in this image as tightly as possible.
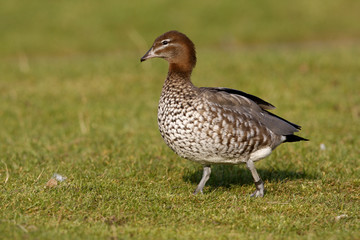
[0,0,359,239]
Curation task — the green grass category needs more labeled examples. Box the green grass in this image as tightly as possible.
[0,0,359,239]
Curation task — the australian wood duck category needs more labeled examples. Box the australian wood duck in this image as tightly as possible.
[140,30,308,197]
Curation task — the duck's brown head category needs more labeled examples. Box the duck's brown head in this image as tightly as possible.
[141,31,197,73]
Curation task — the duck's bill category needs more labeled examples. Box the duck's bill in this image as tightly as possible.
[140,47,156,62]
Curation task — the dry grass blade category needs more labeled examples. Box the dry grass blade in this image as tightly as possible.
[34,169,44,183]
[2,161,9,184]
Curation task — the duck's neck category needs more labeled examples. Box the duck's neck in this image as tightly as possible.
[166,67,192,84]
[163,66,196,95]
[168,62,194,76]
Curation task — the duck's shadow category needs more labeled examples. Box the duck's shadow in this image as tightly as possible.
[183,165,317,189]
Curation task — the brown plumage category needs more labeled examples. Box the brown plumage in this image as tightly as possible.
[141,30,308,197]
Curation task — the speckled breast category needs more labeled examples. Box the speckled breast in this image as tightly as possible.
[157,92,274,164]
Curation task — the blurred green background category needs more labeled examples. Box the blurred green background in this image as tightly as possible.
[0,0,359,239]
[1,0,360,56]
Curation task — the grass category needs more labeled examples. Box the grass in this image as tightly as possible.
[0,0,359,239]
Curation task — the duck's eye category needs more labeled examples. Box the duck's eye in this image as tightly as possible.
[161,40,169,45]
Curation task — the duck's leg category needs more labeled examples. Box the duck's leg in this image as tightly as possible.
[246,160,265,197]
[194,165,211,194]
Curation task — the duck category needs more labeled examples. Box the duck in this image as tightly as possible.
[140,30,308,197]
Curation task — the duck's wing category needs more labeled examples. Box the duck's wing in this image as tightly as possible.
[198,87,301,136]
[203,87,275,110]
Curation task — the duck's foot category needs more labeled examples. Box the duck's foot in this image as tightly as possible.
[193,189,203,195]
[250,180,264,197]
[193,165,211,195]
[246,160,265,197]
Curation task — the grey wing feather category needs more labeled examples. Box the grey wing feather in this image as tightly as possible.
[202,87,276,110]
[199,87,301,136]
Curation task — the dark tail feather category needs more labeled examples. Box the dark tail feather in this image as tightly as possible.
[284,135,309,143]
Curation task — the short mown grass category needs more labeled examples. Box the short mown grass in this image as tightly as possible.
[0,0,359,239]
